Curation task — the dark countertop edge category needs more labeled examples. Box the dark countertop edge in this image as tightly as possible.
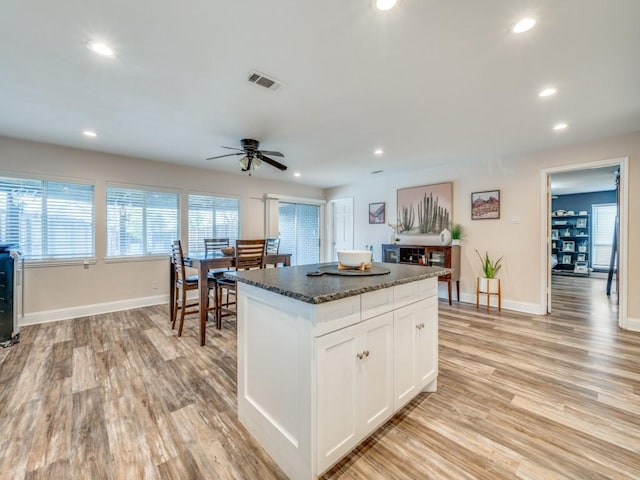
[229,267,451,304]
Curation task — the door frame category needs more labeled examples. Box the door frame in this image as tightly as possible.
[540,156,628,329]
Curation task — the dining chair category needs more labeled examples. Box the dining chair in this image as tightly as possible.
[263,237,281,268]
[215,239,265,326]
[171,240,216,337]
[204,237,230,280]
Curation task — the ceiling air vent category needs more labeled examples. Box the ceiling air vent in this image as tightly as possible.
[247,70,285,92]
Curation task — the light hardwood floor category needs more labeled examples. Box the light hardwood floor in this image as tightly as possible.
[0,275,638,479]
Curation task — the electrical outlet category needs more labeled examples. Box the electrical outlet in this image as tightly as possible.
[152,280,159,289]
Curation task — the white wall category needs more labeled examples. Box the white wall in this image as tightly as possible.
[0,136,324,323]
[327,131,640,326]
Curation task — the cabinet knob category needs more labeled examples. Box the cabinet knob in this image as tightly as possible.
[364,350,370,357]
[356,352,364,360]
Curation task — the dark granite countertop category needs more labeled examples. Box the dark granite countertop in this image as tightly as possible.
[227,262,450,304]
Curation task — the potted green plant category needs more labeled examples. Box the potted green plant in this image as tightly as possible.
[475,249,502,293]
[450,223,465,246]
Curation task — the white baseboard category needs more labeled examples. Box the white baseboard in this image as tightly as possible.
[20,294,169,326]
[443,290,546,315]
[623,316,640,332]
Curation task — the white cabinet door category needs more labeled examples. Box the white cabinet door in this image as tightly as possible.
[393,297,438,410]
[316,312,394,473]
[317,325,359,472]
[358,312,394,437]
[415,296,438,389]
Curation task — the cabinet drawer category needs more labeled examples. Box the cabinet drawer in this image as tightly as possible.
[361,287,394,320]
[314,295,361,337]
[418,277,437,299]
[394,282,420,309]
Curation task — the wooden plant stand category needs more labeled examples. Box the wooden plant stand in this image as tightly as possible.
[476,277,501,312]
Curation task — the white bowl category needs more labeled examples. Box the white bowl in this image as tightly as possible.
[338,250,372,267]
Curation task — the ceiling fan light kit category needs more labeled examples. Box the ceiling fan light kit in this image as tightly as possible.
[206,138,287,174]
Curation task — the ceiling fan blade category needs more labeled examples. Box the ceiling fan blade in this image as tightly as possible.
[206,152,244,160]
[256,152,287,171]
[258,150,284,158]
[221,145,244,151]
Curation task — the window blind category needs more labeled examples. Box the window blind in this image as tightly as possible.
[592,203,617,269]
[106,186,179,256]
[188,194,239,253]
[0,176,94,259]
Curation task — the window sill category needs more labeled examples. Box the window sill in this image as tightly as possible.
[104,255,167,264]
[25,258,98,268]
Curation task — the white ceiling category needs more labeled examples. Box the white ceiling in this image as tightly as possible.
[551,165,619,195]
[1,1,639,188]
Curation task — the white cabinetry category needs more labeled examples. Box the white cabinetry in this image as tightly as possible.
[393,296,438,410]
[317,312,393,472]
[236,276,438,480]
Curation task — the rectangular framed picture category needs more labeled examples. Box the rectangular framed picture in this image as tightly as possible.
[576,218,587,228]
[562,254,572,264]
[577,253,586,262]
[396,182,452,234]
[551,229,559,240]
[368,202,385,224]
[563,241,575,252]
[471,190,500,220]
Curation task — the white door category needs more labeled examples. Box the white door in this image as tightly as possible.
[331,198,353,261]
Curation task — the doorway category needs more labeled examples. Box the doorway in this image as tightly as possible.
[329,198,353,262]
[279,202,320,266]
[543,158,628,329]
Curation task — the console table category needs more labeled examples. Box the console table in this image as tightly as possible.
[381,244,460,304]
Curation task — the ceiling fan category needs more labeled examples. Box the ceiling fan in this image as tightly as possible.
[206,138,287,174]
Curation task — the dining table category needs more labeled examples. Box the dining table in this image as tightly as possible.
[169,251,291,346]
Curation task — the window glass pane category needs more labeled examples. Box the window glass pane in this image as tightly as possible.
[0,176,94,259]
[106,186,178,256]
[592,203,617,269]
[188,194,239,253]
[279,202,319,265]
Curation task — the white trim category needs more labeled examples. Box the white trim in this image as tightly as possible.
[103,255,167,264]
[20,294,168,326]
[625,317,640,332]
[265,193,326,205]
[106,181,181,194]
[24,257,97,268]
[540,157,629,329]
[458,292,545,315]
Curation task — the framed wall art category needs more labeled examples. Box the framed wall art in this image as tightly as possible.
[471,190,500,220]
[369,202,385,224]
[396,182,452,235]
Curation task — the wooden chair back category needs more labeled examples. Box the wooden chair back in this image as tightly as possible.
[171,240,188,282]
[234,239,266,271]
[204,238,229,255]
[264,237,280,255]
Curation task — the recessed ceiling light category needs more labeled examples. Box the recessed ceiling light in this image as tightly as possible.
[83,130,97,137]
[374,148,384,155]
[293,172,301,177]
[375,0,398,11]
[512,18,536,33]
[539,87,557,97]
[87,41,114,57]
[553,123,568,131]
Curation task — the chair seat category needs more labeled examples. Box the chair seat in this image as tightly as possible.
[207,269,229,279]
[181,275,199,285]
[216,277,236,287]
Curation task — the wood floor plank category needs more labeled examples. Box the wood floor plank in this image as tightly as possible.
[0,276,638,479]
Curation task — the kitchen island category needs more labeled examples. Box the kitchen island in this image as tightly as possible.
[230,262,449,480]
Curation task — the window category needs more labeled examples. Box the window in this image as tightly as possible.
[106,186,179,257]
[279,202,320,265]
[188,194,239,253]
[592,203,617,269]
[0,176,94,260]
